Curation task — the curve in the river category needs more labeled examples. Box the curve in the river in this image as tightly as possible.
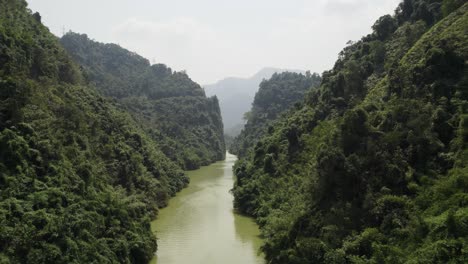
[150,153,264,264]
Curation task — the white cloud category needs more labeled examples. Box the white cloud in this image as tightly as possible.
[257,0,401,77]
[110,17,247,83]
[323,0,400,17]
[112,17,214,44]
[112,17,213,62]
[80,0,403,84]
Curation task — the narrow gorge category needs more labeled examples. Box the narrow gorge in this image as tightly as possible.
[0,0,466,264]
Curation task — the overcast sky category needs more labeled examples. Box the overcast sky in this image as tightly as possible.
[27,0,401,84]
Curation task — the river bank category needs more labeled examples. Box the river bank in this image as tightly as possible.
[150,153,265,264]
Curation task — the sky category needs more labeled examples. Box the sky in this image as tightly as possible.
[27,0,402,85]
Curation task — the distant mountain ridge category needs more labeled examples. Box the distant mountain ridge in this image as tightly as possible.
[230,71,322,157]
[204,67,304,136]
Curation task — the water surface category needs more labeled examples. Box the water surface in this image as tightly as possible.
[150,153,264,264]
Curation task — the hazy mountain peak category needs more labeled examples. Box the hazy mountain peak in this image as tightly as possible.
[251,67,304,81]
[203,67,306,136]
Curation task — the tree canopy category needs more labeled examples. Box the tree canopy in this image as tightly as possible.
[230,71,321,157]
[60,32,225,170]
[0,0,221,262]
[232,1,468,263]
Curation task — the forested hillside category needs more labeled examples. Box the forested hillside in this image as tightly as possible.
[232,0,468,263]
[60,33,225,170]
[230,71,321,157]
[0,0,190,262]
[204,67,302,138]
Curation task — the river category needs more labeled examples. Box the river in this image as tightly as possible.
[150,153,265,264]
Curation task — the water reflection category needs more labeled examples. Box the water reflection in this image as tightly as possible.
[150,153,264,264]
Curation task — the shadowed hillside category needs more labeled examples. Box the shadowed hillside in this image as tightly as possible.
[0,1,191,262]
[61,33,225,170]
[232,1,468,263]
[204,67,304,137]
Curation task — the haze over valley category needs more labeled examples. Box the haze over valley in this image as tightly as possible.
[0,1,466,263]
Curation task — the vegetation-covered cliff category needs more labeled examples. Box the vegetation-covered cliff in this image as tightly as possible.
[232,0,468,263]
[60,33,225,170]
[204,67,304,138]
[230,71,321,157]
[0,0,201,262]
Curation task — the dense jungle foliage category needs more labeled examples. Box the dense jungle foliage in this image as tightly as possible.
[0,0,191,262]
[233,0,468,263]
[60,33,225,170]
[230,71,321,157]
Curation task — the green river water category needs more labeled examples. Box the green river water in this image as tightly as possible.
[150,153,265,264]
